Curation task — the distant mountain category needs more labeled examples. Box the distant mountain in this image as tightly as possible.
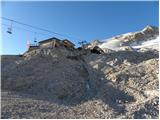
[88,25,159,52]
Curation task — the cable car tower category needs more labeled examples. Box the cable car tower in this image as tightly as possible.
[78,40,87,48]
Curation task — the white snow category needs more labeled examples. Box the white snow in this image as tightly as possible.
[99,35,159,51]
[99,32,137,51]
[132,36,159,50]
[99,38,123,50]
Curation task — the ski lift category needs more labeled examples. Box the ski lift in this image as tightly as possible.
[34,32,37,44]
[7,20,13,34]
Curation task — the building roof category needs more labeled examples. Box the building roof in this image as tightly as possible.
[29,44,39,47]
[29,45,39,48]
[62,39,75,46]
[39,37,61,44]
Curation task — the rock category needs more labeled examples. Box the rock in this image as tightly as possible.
[91,46,104,54]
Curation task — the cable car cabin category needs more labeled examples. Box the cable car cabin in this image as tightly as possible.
[28,45,39,52]
[62,39,75,48]
[7,27,12,34]
[39,37,62,49]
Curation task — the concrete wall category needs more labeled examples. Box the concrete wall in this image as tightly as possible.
[39,41,63,48]
[40,41,54,48]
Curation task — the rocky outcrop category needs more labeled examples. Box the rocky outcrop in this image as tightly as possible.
[2,48,96,105]
[84,40,102,49]
[90,46,104,54]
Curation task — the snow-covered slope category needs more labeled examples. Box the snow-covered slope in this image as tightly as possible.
[99,38,123,51]
[98,25,159,52]
[132,36,159,51]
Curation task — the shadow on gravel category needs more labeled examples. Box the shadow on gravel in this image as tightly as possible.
[97,81,135,114]
[104,50,158,64]
[85,57,136,114]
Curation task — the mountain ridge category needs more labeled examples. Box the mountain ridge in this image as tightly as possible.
[86,25,159,52]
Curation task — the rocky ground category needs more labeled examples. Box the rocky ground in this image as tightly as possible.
[1,46,159,119]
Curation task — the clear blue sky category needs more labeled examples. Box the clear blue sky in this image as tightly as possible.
[1,1,159,55]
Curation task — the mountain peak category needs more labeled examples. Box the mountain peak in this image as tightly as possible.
[142,25,159,34]
[97,25,159,52]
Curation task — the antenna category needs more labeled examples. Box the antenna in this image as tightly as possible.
[26,39,30,49]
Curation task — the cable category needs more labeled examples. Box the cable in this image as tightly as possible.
[2,23,52,37]
[1,17,83,42]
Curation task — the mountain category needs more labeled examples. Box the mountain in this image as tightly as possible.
[88,25,159,52]
[1,26,159,119]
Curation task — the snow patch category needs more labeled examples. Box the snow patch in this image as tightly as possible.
[132,36,159,50]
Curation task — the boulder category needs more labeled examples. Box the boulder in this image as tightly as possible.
[91,46,104,54]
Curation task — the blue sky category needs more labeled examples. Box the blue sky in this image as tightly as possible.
[1,1,159,54]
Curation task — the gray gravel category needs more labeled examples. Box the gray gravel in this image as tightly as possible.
[1,47,159,119]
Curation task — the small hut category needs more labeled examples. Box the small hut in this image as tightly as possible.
[62,39,75,48]
[39,37,62,48]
